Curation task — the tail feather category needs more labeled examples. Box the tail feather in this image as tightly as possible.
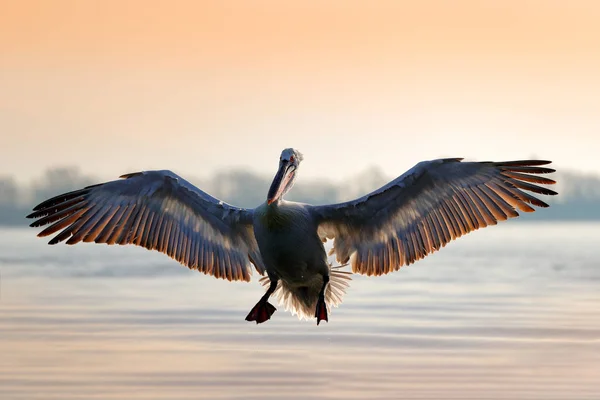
[259,266,352,320]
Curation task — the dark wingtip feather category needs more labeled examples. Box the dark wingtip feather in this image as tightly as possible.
[500,166,556,174]
[497,160,553,167]
[48,232,68,245]
[32,189,90,211]
[536,199,551,208]
[501,171,557,185]
[29,220,44,228]
[508,179,558,196]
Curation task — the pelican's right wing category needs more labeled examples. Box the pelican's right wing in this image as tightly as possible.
[309,158,557,276]
[27,170,266,282]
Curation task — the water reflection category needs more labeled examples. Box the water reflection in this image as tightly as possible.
[1,223,599,399]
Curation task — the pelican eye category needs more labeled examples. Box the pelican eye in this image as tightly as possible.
[289,155,295,163]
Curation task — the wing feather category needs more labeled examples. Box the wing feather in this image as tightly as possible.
[310,158,557,276]
[27,170,265,281]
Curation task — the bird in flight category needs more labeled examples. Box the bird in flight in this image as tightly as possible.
[27,149,557,324]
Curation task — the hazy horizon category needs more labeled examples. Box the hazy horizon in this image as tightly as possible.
[1,163,599,228]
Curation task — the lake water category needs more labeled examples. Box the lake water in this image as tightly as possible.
[0,223,599,399]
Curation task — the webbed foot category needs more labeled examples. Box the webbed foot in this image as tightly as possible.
[245,301,277,324]
[315,296,328,325]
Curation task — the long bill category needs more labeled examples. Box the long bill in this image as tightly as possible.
[267,162,295,205]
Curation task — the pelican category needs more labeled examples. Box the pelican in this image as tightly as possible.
[27,149,557,324]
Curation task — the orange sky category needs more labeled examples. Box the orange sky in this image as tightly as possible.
[2,1,600,184]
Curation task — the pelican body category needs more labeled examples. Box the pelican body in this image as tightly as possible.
[252,198,332,322]
[27,148,557,324]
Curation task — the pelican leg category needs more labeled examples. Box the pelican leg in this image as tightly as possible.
[245,275,278,324]
[315,274,330,325]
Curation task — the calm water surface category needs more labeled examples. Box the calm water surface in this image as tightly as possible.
[1,223,599,399]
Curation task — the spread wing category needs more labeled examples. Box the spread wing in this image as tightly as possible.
[310,158,557,276]
[27,170,265,282]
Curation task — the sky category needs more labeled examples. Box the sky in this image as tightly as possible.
[1,0,600,185]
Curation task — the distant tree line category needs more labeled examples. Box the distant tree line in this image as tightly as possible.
[1,166,599,227]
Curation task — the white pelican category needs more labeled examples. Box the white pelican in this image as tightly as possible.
[27,149,557,324]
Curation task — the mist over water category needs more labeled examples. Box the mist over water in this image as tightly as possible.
[1,223,599,399]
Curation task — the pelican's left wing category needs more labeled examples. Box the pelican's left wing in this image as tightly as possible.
[309,158,557,276]
[27,170,265,281]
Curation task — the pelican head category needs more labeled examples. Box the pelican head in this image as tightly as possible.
[267,148,303,205]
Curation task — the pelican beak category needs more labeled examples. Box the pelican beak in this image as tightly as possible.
[267,161,294,205]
